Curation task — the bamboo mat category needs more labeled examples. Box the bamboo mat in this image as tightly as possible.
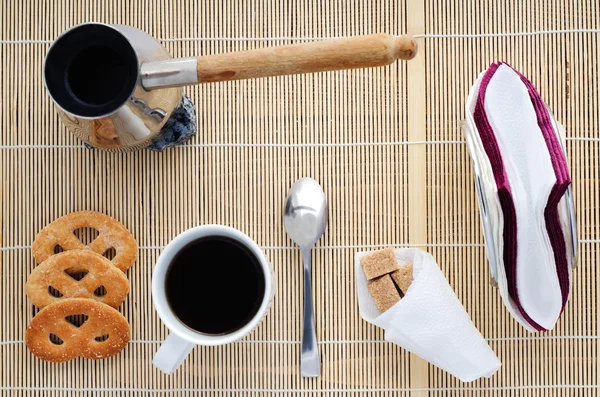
[0,0,598,395]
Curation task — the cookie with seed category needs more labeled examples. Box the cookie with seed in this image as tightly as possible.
[26,298,130,362]
[26,250,129,309]
[32,211,138,272]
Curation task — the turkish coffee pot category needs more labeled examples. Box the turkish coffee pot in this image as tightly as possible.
[44,23,417,151]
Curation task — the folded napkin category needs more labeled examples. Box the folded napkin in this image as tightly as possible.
[465,62,577,331]
[355,248,501,382]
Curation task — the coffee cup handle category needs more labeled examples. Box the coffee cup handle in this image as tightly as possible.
[152,333,195,374]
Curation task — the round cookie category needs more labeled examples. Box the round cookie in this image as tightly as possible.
[26,298,130,362]
[32,211,138,272]
[26,250,130,308]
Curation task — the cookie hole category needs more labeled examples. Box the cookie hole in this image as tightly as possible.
[49,333,64,345]
[103,247,117,260]
[74,227,100,245]
[64,268,88,281]
[94,285,107,297]
[48,286,63,298]
[53,245,65,254]
[65,314,89,328]
[94,334,109,342]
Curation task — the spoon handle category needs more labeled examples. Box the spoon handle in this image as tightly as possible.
[301,248,320,377]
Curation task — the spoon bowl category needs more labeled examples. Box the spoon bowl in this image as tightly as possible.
[284,178,328,249]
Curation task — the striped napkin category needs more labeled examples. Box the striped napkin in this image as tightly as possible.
[465,62,577,332]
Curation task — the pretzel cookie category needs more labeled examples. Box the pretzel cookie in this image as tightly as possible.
[26,298,130,362]
[26,250,129,309]
[32,211,138,272]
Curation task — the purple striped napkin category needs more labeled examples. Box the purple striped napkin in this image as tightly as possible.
[465,62,576,332]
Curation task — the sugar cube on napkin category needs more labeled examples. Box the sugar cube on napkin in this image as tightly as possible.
[367,275,401,313]
[360,247,399,280]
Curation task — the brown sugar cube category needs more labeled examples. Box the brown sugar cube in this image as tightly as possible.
[367,275,401,313]
[360,248,399,280]
[391,263,414,294]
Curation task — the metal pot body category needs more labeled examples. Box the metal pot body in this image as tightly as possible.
[45,23,183,151]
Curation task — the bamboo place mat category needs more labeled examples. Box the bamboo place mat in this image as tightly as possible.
[0,0,598,395]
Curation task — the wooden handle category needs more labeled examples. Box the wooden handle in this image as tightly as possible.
[196,34,417,83]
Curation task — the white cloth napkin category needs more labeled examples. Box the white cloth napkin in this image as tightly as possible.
[355,248,501,382]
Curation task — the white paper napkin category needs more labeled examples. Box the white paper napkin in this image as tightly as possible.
[355,248,501,382]
[465,128,536,327]
[465,76,537,331]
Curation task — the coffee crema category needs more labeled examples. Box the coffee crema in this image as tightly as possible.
[165,236,266,335]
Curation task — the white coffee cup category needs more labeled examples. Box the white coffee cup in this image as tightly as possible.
[152,225,273,374]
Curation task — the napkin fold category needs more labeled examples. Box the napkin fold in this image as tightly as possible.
[356,248,501,383]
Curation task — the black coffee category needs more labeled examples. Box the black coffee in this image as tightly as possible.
[165,236,266,335]
[67,45,130,105]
